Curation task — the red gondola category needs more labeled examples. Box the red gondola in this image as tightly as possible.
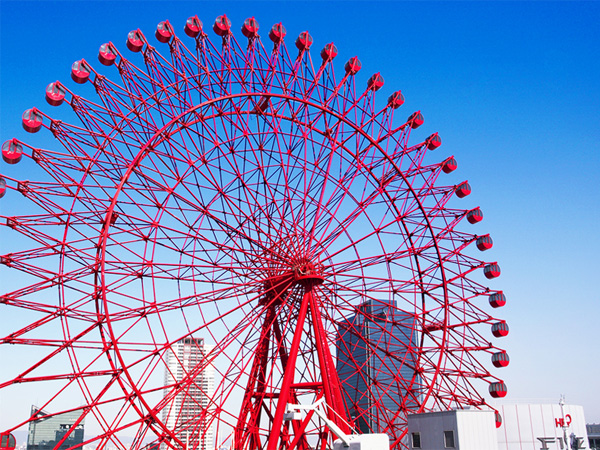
[126,29,144,52]
[455,181,471,198]
[295,31,313,51]
[484,263,501,279]
[467,208,483,224]
[98,43,117,66]
[387,91,405,109]
[344,56,362,74]
[241,17,259,38]
[425,132,442,150]
[184,16,203,38]
[442,156,457,173]
[155,21,174,43]
[46,81,66,105]
[492,351,510,368]
[408,111,424,129]
[489,292,506,308]
[71,59,91,84]
[477,234,494,251]
[491,321,509,337]
[213,15,232,36]
[489,381,508,398]
[0,432,16,450]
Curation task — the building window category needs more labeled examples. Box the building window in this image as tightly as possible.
[411,432,421,448]
[444,430,455,448]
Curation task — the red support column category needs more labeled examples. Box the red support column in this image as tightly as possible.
[308,289,351,434]
[234,305,275,450]
[266,286,312,450]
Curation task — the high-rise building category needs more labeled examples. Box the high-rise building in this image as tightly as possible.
[336,299,421,434]
[162,337,215,450]
[26,406,84,450]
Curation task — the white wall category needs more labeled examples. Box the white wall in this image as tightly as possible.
[408,409,498,450]
[456,410,498,450]
[496,404,589,450]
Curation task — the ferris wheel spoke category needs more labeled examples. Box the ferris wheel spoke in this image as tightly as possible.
[0,323,106,392]
[287,150,410,258]
[102,277,261,326]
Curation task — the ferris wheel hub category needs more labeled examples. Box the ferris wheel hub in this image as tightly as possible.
[261,259,324,303]
[292,260,325,286]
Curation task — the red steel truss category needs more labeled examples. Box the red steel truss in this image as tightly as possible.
[0,14,508,450]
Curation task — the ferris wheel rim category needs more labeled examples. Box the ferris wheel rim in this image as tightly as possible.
[0,13,508,449]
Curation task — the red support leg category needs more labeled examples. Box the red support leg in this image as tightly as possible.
[266,286,312,450]
[308,288,352,434]
[235,305,275,450]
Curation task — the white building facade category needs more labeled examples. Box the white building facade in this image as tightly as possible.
[408,409,498,450]
[496,403,589,450]
[162,337,215,450]
[407,403,589,450]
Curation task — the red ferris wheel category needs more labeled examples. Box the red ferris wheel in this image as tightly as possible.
[0,14,508,450]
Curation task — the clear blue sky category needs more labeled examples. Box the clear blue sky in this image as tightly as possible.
[1,0,599,427]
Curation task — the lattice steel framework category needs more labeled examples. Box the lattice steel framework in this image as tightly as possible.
[0,14,509,450]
